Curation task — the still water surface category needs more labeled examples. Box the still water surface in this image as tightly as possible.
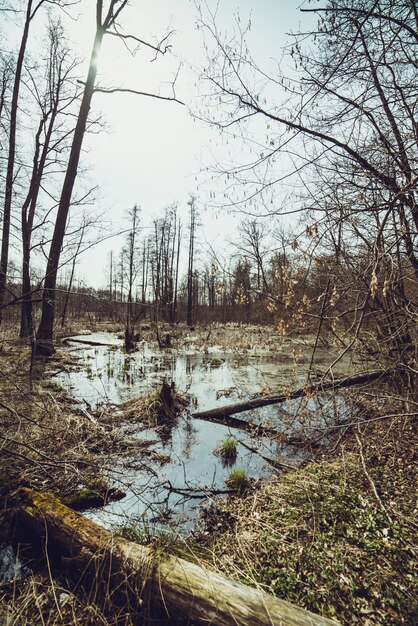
[54,333,345,531]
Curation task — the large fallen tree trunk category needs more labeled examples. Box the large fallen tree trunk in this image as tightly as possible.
[15,488,340,626]
[193,370,387,422]
[62,337,118,347]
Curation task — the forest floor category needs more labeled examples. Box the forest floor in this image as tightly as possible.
[0,321,416,625]
[194,408,417,625]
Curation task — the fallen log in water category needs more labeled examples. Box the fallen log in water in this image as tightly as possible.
[192,370,387,423]
[15,488,340,626]
[62,335,118,348]
[193,410,313,446]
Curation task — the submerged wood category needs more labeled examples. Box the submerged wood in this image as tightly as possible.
[193,370,387,422]
[195,410,309,444]
[16,488,340,626]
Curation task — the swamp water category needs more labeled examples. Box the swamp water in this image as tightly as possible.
[53,332,350,532]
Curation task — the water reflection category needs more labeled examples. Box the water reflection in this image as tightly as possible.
[53,333,349,530]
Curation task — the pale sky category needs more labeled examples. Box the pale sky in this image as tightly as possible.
[5,1,316,287]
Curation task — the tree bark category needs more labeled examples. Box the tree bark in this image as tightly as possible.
[0,0,33,321]
[21,86,62,340]
[193,370,387,422]
[36,3,107,355]
[15,487,341,626]
[187,196,196,327]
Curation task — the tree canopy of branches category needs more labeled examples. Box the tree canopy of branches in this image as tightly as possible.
[0,0,184,355]
[198,0,418,386]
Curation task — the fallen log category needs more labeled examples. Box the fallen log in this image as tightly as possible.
[195,409,319,446]
[192,370,387,423]
[15,488,340,626]
[62,337,118,347]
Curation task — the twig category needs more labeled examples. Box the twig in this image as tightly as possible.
[237,438,296,470]
[354,431,392,524]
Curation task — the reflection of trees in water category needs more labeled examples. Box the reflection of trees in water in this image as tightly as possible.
[155,414,196,452]
[182,415,197,460]
[185,354,196,376]
[156,413,178,446]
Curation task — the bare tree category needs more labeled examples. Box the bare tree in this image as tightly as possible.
[236,219,270,299]
[36,0,183,355]
[20,18,79,342]
[0,0,39,320]
[0,54,12,161]
[0,0,73,320]
[124,204,140,350]
[197,0,417,382]
[187,195,197,327]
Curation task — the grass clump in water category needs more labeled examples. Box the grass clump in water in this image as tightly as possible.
[121,381,189,428]
[216,436,238,465]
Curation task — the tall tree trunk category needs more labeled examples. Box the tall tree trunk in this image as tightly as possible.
[0,0,33,322]
[21,99,60,340]
[36,16,105,355]
[141,240,148,304]
[187,197,195,326]
[125,205,138,350]
[21,22,68,341]
[173,218,181,323]
[109,250,113,300]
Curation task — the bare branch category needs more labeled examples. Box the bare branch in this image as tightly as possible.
[91,85,185,105]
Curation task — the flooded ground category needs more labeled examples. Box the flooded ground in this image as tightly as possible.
[53,329,355,532]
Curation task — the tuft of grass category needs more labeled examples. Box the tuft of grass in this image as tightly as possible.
[121,385,189,427]
[113,521,208,564]
[225,467,248,493]
[216,436,238,464]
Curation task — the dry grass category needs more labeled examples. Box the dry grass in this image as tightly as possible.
[0,574,123,626]
[0,332,165,525]
[120,386,189,429]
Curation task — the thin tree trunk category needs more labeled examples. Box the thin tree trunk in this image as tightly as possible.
[173,218,181,323]
[60,224,85,327]
[0,0,33,321]
[109,250,113,300]
[187,198,195,326]
[21,83,61,340]
[36,5,106,355]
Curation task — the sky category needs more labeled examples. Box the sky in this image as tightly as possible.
[5,0,316,288]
